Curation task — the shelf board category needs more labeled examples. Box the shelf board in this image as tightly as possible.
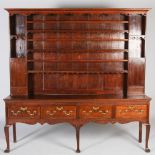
[27,38,128,42]
[27,49,128,53]
[27,59,128,63]
[27,29,129,33]
[28,70,128,74]
[27,20,129,24]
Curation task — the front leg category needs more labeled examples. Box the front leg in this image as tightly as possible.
[139,122,142,143]
[145,124,150,152]
[76,126,80,153]
[13,124,17,143]
[4,125,10,153]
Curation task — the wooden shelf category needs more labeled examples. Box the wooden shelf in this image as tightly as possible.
[27,38,128,42]
[27,29,129,33]
[28,70,128,74]
[27,59,128,63]
[27,20,129,24]
[27,49,128,53]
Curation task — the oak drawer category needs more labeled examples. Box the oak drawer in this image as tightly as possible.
[116,105,147,119]
[42,106,76,119]
[80,105,112,119]
[8,105,40,119]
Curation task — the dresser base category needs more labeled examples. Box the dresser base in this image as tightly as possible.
[4,95,151,153]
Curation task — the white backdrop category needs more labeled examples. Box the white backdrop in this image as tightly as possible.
[0,1,155,155]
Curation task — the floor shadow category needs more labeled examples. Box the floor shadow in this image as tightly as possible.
[10,123,75,152]
[17,125,44,142]
[80,123,143,152]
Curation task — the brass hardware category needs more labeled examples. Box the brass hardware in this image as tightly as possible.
[99,110,109,115]
[63,110,73,116]
[27,110,37,116]
[82,107,109,115]
[120,107,145,115]
[138,110,144,114]
[11,108,37,117]
[20,107,28,111]
[46,110,56,116]
[46,109,73,116]
[56,106,63,111]
[128,106,135,110]
[92,106,100,111]
[11,110,21,116]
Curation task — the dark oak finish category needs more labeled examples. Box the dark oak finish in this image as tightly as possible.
[4,8,151,153]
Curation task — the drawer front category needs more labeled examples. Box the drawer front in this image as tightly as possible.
[8,105,40,119]
[116,105,147,119]
[42,106,76,119]
[80,105,112,119]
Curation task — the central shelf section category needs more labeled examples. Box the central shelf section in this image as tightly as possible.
[26,13,129,96]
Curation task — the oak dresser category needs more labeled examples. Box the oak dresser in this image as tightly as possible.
[4,8,151,153]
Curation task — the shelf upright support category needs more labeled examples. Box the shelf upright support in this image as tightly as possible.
[123,14,129,98]
[141,14,146,58]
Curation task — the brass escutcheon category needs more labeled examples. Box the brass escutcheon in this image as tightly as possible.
[20,107,28,111]
[56,106,63,111]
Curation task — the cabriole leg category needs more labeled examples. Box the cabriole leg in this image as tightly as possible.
[145,124,150,152]
[76,126,80,153]
[4,125,10,153]
[13,124,17,143]
[139,122,142,143]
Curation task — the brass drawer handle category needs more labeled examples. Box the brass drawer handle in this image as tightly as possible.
[11,110,21,116]
[138,110,145,114]
[27,110,37,116]
[120,108,145,114]
[46,110,57,116]
[99,110,109,115]
[63,110,73,116]
[82,109,109,115]
[11,109,37,116]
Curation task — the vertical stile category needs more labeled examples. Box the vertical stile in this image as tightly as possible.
[71,13,75,92]
[25,15,28,96]
[56,14,60,91]
[42,15,45,93]
[86,13,90,92]
[10,14,16,58]
[123,14,129,97]
[141,14,146,58]
[27,15,31,96]
[141,14,146,93]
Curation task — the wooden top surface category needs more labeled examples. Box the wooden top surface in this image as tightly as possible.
[5,8,151,15]
[4,95,151,102]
